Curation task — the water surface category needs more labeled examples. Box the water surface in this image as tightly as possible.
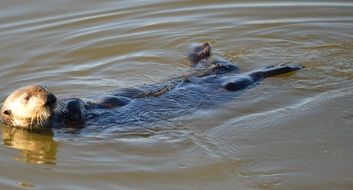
[0,0,353,189]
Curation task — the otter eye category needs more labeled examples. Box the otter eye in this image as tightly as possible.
[24,95,30,101]
[3,110,11,116]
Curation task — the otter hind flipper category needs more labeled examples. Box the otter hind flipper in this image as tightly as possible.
[249,64,303,79]
[222,64,302,91]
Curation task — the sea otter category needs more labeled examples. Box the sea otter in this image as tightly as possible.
[0,43,302,130]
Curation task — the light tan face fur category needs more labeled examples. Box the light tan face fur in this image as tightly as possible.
[1,85,57,129]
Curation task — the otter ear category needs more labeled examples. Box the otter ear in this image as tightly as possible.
[3,110,12,116]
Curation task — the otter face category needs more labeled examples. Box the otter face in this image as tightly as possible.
[1,85,57,129]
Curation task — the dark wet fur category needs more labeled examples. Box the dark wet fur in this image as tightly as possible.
[49,43,302,133]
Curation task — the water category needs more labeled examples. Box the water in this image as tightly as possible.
[1,0,353,189]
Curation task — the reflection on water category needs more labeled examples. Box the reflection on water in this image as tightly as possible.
[0,125,57,165]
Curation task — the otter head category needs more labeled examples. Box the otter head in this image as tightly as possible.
[1,85,57,129]
[187,42,211,65]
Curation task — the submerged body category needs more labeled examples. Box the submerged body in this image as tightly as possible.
[0,43,302,130]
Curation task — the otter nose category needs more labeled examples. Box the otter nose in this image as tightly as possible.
[45,93,57,106]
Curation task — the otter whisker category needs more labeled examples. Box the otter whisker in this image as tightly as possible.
[30,114,34,127]
[38,113,43,127]
[34,112,39,128]
[37,107,51,127]
[37,113,42,127]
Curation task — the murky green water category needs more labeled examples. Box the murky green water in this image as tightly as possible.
[0,1,353,189]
